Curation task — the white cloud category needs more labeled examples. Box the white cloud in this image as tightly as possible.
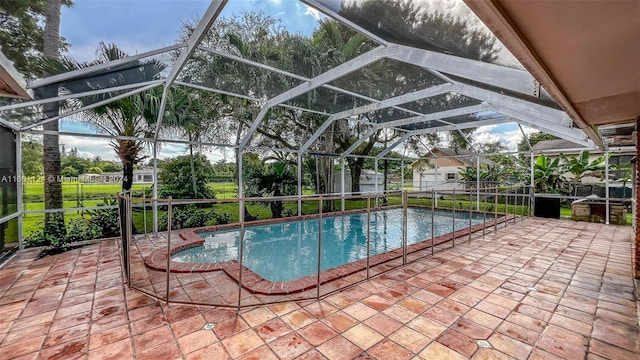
[476,124,497,133]
[60,135,116,160]
[474,131,500,144]
[304,6,321,20]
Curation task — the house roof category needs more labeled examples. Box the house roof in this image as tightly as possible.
[532,138,635,155]
[531,139,587,152]
[410,147,494,168]
[434,148,494,167]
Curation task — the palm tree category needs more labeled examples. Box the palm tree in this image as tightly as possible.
[38,43,166,192]
[560,151,606,196]
[41,0,64,230]
[458,166,477,182]
[534,154,566,194]
[246,161,297,218]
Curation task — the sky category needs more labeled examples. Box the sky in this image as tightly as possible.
[56,0,531,162]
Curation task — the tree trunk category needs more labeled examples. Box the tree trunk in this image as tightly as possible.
[270,186,283,218]
[42,0,64,230]
[349,158,364,193]
[384,159,388,192]
[122,160,134,192]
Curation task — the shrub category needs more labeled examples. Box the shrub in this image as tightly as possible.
[86,198,121,238]
[25,213,69,249]
[212,212,231,225]
[65,219,101,243]
[158,205,214,231]
[158,154,216,199]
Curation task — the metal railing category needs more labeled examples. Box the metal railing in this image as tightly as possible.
[117,186,529,310]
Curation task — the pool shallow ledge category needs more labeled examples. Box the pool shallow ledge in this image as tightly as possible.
[143,207,513,295]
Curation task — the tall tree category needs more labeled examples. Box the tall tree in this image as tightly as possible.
[41,0,64,231]
[0,0,72,77]
[178,8,499,195]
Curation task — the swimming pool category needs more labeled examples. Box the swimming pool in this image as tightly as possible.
[171,207,490,282]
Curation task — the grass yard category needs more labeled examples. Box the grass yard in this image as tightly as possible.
[18,181,239,237]
[7,181,632,246]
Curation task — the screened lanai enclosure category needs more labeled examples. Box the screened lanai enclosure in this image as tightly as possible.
[0,0,637,307]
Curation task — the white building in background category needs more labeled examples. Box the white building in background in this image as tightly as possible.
[79,168,155,184]
[333,169,385,194]
[411,147,493,191]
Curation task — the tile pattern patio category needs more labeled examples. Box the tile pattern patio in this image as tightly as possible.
[0,217,638,359]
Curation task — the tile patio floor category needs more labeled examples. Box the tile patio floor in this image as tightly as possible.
[0,217,638,359]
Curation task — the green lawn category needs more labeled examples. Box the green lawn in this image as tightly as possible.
[7,182,631,245]
[17,181,240,236]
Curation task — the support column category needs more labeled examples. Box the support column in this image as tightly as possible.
[635,116,640,278]
[401,159,405,191]
[434,160,439,207]
[297,153,302,216]
[152,142,158,233]
[374,160,379,207]
[476,155,480,210]
[16,132,23,249]
[605,151,609,224]
[341,158,346,212]
[530,152,535,216]
[238,150,244,218]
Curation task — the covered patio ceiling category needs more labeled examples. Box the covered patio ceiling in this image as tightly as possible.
[465,0,640,131]
[0,51,31,100]
[1,0,623,157]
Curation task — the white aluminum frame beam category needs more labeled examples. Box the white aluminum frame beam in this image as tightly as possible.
[153,0,228,142]
[266,46,388,107]
[0,117,20,131]
[27,129,233,147]
[302,0,541,98]
[164,0,228,86]
[0,79,165,112]
[329,83,457,121]
[488,105,591,146]
[368,104,490,129]
[175,81,330,116]
[389,44,539,96]
[301,0,391,46]
[518,124,533,152]
[457,84,571,126]
[375,132,412,160]
[408,116,514,135]
[198,45,308,82]
[239,45,389,150]
[299,118,336,154]
[299,83,455,154]
[28,43,186,89]
[21,82,163,131]
[341,127,379,158]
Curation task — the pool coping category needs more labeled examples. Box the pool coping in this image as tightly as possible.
[143,206,513,295]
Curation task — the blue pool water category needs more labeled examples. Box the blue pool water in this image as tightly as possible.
[171,207,490,282]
